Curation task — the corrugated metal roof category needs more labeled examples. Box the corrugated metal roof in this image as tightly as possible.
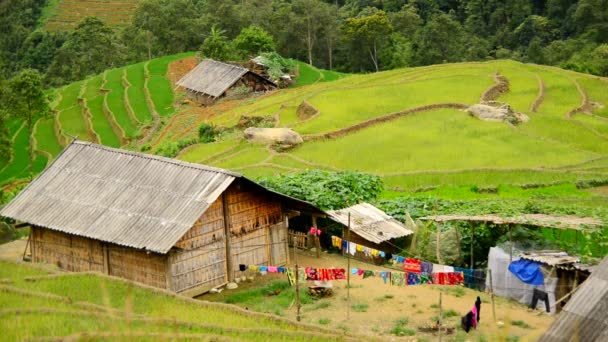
[326,203,413,244]
[540,255,608,342]
[419,214,603,231]
[176,59,249,98]
[0,141,239,254]
[520,251,580,266]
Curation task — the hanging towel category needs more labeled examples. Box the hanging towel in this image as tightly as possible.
[407,272,421,285]
[379,251,385,258]
[404,258,422,273]
[349,242,357,255]
[381,271,390,284]
[356,244,364,252]
[433,264,444,273]
[268,266,278,273]
[363,270,374,279]
[421,262,433,274]
[397,256,405,264]
[444,266,454,273]
[239,264,247,272]
[259,266,268,272]
[278,267,286,273]
[352,268,358,274]
[391,272,405,286]
[342,240,348,250]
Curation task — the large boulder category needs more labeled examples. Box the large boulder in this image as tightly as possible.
[244,127,303,147]
[466,103,529,125]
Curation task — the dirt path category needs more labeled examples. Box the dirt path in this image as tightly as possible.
[204,250,554,341]
[0,239,27,261]
[480,73,510,103]
[530,75,545,113]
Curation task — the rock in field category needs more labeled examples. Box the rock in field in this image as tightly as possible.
[244,127,303,147]
[466,103,529,124]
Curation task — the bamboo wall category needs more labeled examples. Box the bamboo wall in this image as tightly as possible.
[31,226,105,272]
[171,197,227,294]
[225,181,285,279]
[108,248,167,289]
[31,226,167,289]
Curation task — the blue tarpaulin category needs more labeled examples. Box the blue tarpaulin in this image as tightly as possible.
[508,259,544,285]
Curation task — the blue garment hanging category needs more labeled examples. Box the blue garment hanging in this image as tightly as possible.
[508,259,544,285]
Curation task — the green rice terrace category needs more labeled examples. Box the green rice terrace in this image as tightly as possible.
[2,53,608,212]
[42,0,143,31]
[0,259,348,341]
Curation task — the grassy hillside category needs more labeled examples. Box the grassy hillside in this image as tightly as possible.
[0,259,344,341]
[172,60,608,196]
[42,0,142,31]
[3,55,608,206]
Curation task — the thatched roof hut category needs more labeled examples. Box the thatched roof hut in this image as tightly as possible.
[0,141,321,296]
[176,59,277,105]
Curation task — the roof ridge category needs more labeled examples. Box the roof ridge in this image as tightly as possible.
[72,140,241,177]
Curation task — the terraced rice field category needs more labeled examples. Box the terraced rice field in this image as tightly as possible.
[1,54,195,187]
[43,0,142,31]
[5,55,608,195]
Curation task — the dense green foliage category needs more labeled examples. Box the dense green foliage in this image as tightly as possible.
[2,0,608,90]
[259,170,383,210]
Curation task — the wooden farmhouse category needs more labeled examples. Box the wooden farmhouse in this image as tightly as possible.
[176,59,277,105]
[0,141,321,296]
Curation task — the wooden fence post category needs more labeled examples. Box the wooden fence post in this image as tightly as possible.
[489,269,496,322]
[438,292,443,342]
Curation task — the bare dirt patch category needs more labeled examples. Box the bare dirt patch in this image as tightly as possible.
[202,250,554,340]
[168,56,198,87]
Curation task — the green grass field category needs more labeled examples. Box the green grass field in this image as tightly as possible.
[34,118,63,156]
[83,75,122,147]
[0,260,339,341]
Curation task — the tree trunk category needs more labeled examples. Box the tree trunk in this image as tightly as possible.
[306,17,314,66]
[327,37,333,70]
[369,41,379,72]
[27,112,33,180]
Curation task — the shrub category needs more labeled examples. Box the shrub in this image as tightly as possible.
[154,138,198,158]
[198,123,218,143]
[318,318,331,325]
[511,320,532,329]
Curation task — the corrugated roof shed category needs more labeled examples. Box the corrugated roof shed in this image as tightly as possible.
[0,141,238,254]
[176,59,249,98]
[540,255,608,342]
[326,203,413,244]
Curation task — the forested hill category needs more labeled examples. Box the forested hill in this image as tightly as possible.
[1,0,607,89]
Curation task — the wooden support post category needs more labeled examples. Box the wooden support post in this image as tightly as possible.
[438,292,443,342]
[470,223,475,269]
[489,269,496,322]
[222,192,234,282]
[436,222,442,264]
[30,227,36,263]
[22,233,31,262]
[312,216,320,258]
[347,213,351,320]
[103,243,110,275]
[294,246,301,322]
[284,215,290,266]
[509,224,513,262]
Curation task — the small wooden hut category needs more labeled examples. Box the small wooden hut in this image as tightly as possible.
[0,141,321,296]
[326,202,414,251]
[176,59,277,105]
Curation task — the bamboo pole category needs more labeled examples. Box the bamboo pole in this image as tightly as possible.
[438,292,443,342]
[509,224,513,262]
[23,233,31,261]
[222,193,234,282]
[294,241,301,322]
[284,215,290,266]
[312,216,320,258]
[436,222,442,263]
[489,269,496,322]
[470,222,474,269]
[347,212,351,320]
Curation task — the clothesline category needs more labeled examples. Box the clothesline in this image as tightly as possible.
[331,235,487,290]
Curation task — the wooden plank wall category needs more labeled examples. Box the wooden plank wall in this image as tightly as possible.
[171,197,227,294]
[31,226,105,272]
[225,181,284,279]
